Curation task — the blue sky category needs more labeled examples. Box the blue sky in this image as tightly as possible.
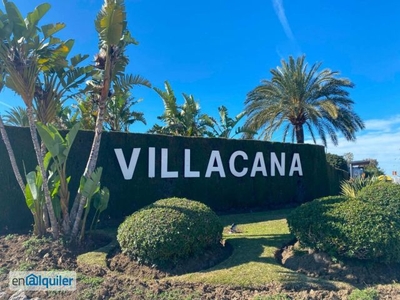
[1,0,400,174]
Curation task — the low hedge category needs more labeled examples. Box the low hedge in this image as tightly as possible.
[287,184,400,263]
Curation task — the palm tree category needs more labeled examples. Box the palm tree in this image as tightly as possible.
[3,106,29,126]
[149,81,213,136]
[70,0,150,238]
[244,55,365,146]
[0,1,75,238]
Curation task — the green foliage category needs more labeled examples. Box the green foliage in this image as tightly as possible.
[205,105,256,138]
[288,184,400,262]
[149,81,214,137]
[348,288,379,300]
[326,153,348,172]
[340,176,377,198]
[117,197,223,266]
[244,55,364,146]
[79,167,109,240]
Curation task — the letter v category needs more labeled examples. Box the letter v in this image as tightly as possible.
[114,148,141,180]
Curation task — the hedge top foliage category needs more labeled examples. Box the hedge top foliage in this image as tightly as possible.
[117,197,223,266]
[287,184,400,263]
[358,181,400,206]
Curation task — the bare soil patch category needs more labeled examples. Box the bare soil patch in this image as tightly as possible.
[279,241,400,286]
[1,234,400,299]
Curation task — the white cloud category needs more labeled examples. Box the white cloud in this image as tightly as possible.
[272,0,295,42]
[364,115,400,131]
[319,118,400,174]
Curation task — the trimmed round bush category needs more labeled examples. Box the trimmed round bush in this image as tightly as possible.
[287,184,400,263]
[117,197,223,266]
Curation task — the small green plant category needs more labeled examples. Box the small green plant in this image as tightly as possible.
[117,197,223,266]
[0,266,8,274]
[18,262,36,271]
[348,288,379,300]
[77,274,104,287]
[23,236,52,255]
[340,175,377,198]
[4,234,16,241]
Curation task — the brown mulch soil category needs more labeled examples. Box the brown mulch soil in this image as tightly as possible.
[0,234,400,299]
[279,241,400,286]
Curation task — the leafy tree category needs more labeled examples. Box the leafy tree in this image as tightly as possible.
[326,153,349,172]
[363,158,385,177]
[149,81,213,136]
[343,152,354,164]
[244,55,365,146]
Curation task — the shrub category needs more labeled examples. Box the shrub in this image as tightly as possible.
[340,176,377,198]
[287,185,400,263]
[117,197,223,266]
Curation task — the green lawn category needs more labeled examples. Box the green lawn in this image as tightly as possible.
[78,209,348,291]
[169,209,346,290]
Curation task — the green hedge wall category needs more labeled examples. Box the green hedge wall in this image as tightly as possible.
[0,126,340,231]
[326,163,349,195]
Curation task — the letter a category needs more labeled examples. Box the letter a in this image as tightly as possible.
[205,151,226,177]
[289,153,303,176]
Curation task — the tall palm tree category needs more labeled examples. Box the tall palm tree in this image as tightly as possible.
[149,81,213,136]
[70,0,150,238]
[244,55,365,146]
[3,106,29,126]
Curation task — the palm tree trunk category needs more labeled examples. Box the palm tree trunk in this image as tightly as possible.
[70,46,112,239]
[26,106,60,238]
[295,124,304,144]
[0,117,26,194]
[70,100,107,238]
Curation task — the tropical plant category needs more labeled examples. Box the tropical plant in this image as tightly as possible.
[0,1,76,238]
[33,51,92,127]
[206,105,256,138]
[36,122,80,233]
[74,90,146,132]
[149,81,213,136]
[244,55,365,146]
[69,0,150,239]
[340,176,377,198]
[104,92,146,132]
